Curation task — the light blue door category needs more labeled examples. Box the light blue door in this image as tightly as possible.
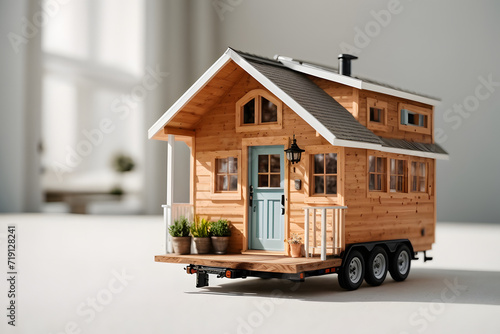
[249,146,285,251]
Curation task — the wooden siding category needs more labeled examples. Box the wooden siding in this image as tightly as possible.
[190,71,436,254]
[343,148,436,252]
[194,72,330,253]
[309,76,435,144]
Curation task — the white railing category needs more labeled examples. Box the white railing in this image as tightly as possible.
[303,206,347,261]
[162,203,194,253]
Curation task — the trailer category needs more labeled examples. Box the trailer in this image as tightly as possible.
[149,48,447,291]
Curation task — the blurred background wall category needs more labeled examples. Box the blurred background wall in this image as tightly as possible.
[1,0,499,222]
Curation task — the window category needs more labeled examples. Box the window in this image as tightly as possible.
[370,107,383,122]
[211,150,241,199]
[215,157,238,192]
[398,103,431,135]
[366,98,387,131]
[401,109,427,127]
[411,161,427,192]
[390,159,406,192]
[312,153,338,195]
[258,154,281,188]
[368,156,386,191]
[236,89,282,131]
[304,146,341,203]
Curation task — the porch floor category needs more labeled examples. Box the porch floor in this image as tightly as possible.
[155,253,342,274]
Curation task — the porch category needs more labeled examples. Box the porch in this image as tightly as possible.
[155,253,342,274]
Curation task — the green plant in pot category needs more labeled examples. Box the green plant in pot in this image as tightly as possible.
[209,219,231,255]
[190,216,211,254]
[168,216,192,255]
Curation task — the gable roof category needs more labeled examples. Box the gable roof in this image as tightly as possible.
[149,48,448,160]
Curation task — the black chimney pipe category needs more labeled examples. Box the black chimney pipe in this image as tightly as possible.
[338,54,358,77]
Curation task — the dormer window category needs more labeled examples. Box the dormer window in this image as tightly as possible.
[398,103,432,135]
[236,89,282,132]
[366,98,388,131]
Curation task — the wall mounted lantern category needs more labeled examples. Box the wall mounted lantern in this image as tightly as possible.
[285,135,305,164]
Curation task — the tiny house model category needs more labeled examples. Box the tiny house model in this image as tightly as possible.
[150,48,448,290]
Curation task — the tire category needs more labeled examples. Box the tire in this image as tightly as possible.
[389,244,411,282]
[365,247,388,286]
[338,249,365,291]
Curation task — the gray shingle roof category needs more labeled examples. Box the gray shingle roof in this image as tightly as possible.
[238,52,382,145]
[379,137,448,155]
[230,49,447,158]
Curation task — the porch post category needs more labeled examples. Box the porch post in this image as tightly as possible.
[165,134,175,253]
[321,208,327,261]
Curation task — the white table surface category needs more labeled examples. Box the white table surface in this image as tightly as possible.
[0,214,499,334]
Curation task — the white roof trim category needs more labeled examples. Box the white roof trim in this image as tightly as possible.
[276,56,441,107]
[148,52,232,139]
[227,49,337,145]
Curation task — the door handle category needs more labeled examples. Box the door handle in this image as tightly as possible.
[249,185,254,207]
[281,195,285,215]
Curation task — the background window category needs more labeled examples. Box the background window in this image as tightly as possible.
[312,153,337,195]
[216,157,238,191]
[369,156,386,191]
[390,159,406,192]
[411,162,427,192]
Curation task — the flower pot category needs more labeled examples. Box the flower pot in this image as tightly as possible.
[211,236,230,254]
[171,236,191,255]
[193,237,211,254]
[289,243,302,258]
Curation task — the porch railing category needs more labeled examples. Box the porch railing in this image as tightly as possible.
[303,206,348,261]
[162,203,194,253]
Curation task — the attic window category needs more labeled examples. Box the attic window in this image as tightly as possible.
[236,89,282,132]
[366,98,388,131]
[401,109,427,127]
[398,103,432,135]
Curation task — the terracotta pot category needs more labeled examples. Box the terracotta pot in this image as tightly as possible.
[211,236,230,254]
[171,236,191,255]
[289,243,302,258]
[193,237,211,254]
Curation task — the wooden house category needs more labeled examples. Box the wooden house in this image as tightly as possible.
[150,48,448,290]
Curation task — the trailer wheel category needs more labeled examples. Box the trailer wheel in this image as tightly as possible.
[389,244,411,282]
[365,247,388,286]
[338,250,365,291]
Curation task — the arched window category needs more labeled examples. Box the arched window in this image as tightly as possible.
[235,89,282,132]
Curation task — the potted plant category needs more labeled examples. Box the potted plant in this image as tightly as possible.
[168,216,191,255]
[209,219,231,254]
[288,233,303,258]
[190,216,211,254]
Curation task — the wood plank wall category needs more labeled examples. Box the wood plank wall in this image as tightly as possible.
[193,71,435,253]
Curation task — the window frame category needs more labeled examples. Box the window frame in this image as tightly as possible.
[410,161,428,193]
[368,156,387,192]
[311,153,339,196]
[367,151,431,197]
[389,158,407,193]
[304,146,343,204]
[210,150,242,200]
[398,103,432,135]
[235,89,283,132]
[366,98,388,131]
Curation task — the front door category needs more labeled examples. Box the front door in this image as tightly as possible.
[249,146,285,251]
